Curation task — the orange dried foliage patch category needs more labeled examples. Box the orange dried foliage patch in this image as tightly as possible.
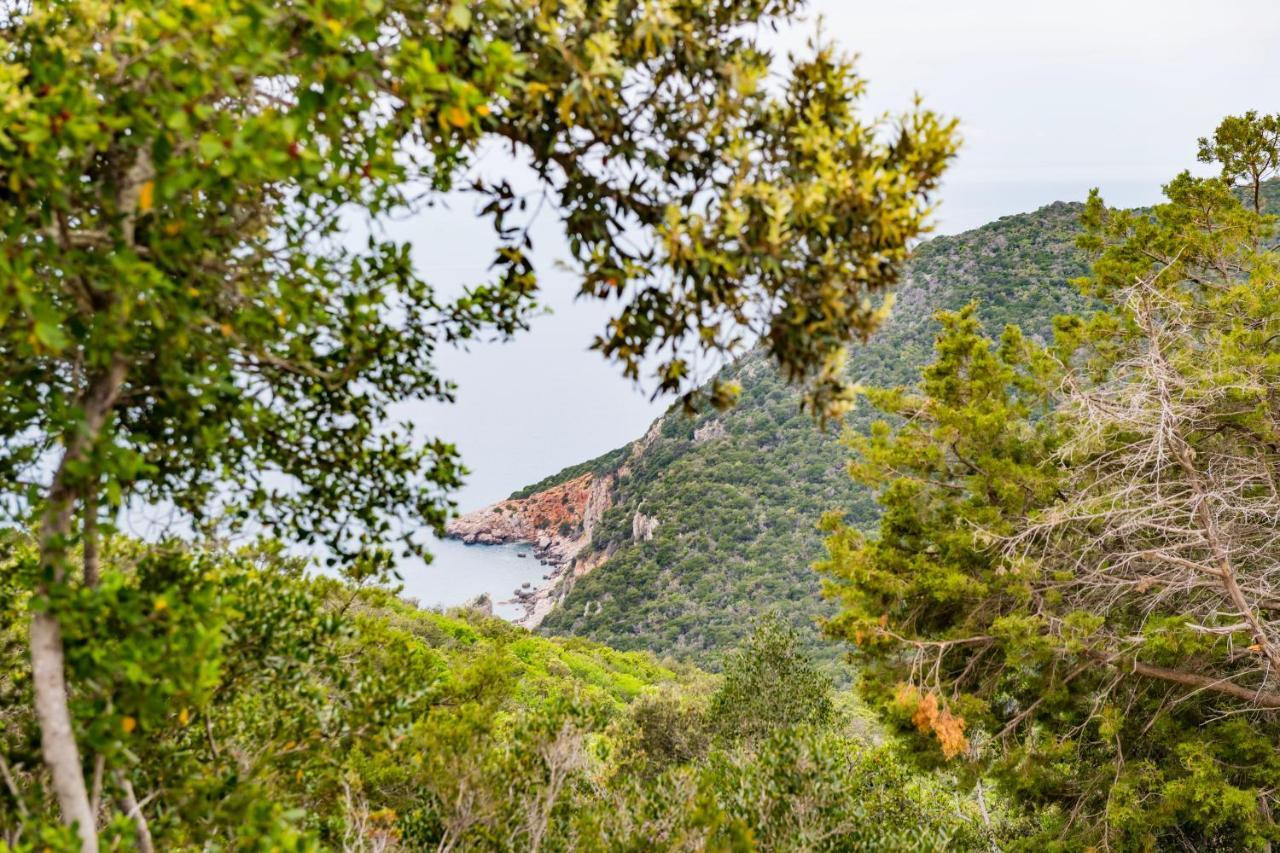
[894,682,969,760]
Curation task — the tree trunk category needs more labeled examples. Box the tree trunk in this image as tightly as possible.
[114,771,154,853]
[31,357,127,852]
[83,486,99,589]
[1260,791,1274,853]
[30,613,95,847]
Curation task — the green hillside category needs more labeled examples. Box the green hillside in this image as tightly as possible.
[534,201,1105,665]
[536,182,1280,668]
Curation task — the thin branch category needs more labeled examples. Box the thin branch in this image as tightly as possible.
[0,752,28,818]
[113,771,155,853]
[1089,651,1280,709]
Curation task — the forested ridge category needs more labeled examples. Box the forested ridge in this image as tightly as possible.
[535,199,1099,663]
[533,183,1280,670]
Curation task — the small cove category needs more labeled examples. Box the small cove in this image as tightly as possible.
[398,536,549,621]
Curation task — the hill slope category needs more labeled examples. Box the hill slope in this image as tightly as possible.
[452,183,1279,668]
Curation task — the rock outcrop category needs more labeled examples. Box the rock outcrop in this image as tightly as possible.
[445,414,668,629]
[445,469,618,628]
[463,592,494,617]
[446,472,608,564]
[693,418,725,443]
[632,510,659,542]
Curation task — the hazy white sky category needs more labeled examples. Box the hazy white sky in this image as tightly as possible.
[787,0,1280,228]
[399,0,1280,512]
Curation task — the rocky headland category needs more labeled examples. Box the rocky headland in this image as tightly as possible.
[444,422,662,627]
[444,470,614,627]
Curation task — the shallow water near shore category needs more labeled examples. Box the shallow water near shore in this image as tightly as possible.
[398,536,546,621]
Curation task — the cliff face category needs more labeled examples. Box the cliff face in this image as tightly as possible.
[446,471,612,565]
[444,469,616,628]
[444,420,663,628]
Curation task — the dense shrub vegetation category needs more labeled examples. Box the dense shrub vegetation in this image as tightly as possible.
[819,166,1280,846]
[0,537,998,849]
[2,0,1276,841]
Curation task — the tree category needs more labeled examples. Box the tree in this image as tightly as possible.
[817,305,1062,766]
[0,0,955,846]
[820,124,1280,847]
[708,615,835,745]
[1198,110,1280,213]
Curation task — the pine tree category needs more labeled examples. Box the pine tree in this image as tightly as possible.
[821,119,1280,848]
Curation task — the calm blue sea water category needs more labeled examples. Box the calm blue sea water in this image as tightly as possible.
[397,536,549,621]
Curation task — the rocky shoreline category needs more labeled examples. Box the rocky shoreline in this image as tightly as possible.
[444,471,613,628]
[444,420,664,628]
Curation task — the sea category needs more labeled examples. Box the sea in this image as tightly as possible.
[397,535,550,621]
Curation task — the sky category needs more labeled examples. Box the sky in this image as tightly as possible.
[392,0,1280,513]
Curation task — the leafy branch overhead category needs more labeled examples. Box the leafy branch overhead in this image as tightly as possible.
[0,0,955,565]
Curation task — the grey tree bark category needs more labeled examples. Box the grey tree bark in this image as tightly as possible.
[31,357,127,852]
